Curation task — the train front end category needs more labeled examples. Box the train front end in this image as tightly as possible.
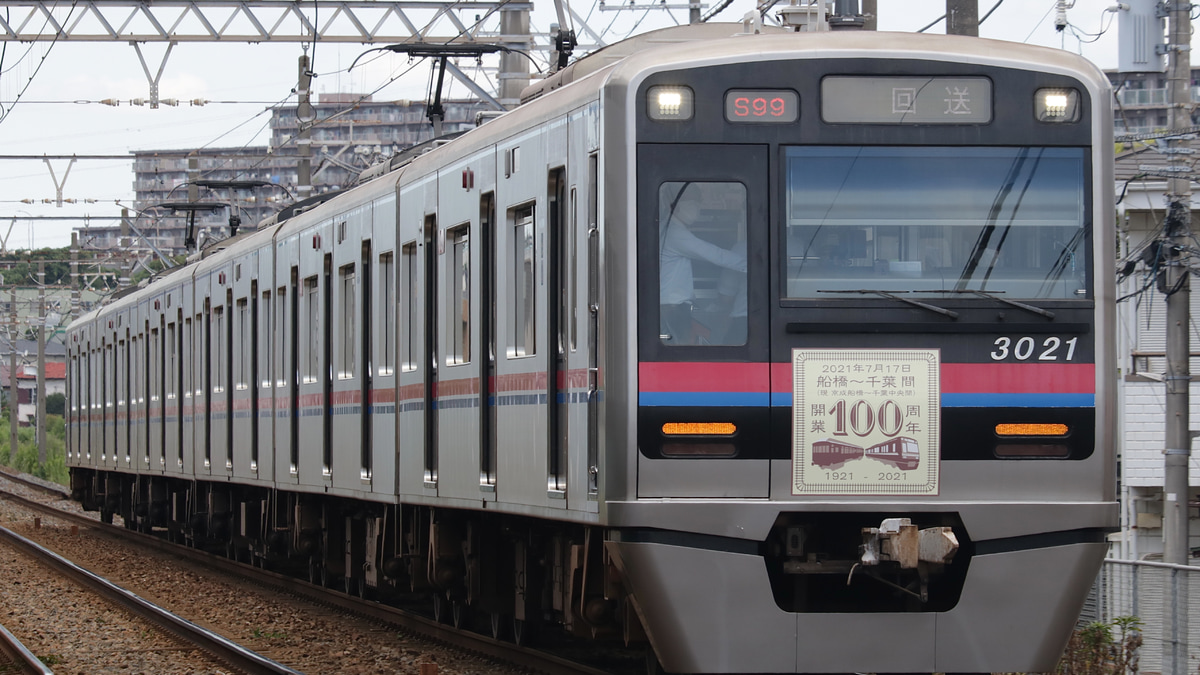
[602,29,1116,673]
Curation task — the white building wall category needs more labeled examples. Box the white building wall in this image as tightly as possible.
[1121,380,1200,487]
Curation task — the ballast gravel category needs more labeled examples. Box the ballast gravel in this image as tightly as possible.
[0,474,529,675]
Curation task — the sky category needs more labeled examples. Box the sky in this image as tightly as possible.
[0,0,1131,250]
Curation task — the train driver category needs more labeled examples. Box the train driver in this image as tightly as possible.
[659,185,746,345]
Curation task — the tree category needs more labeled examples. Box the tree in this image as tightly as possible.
[45,392,65,416]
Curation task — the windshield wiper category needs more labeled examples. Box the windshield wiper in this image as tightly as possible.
[936,289,1055,319]
[819,289,958,319]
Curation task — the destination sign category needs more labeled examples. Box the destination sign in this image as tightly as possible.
[821,76,992,124]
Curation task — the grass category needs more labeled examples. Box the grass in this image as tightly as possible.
[0,408,68,485]
[1056,616,1143,675]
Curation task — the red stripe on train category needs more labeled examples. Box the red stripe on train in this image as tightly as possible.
[641,361,1095,395]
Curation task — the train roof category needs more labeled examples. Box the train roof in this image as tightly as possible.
[598,26,1110,91]
[519,22,792,103]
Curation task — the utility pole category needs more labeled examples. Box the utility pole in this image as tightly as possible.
[7,287,15,463]
[1163,0,1192,672]
[185,162,199,250]
[36,262,45,465]
[296,50,314,200]
[498,6,531,109]
[945,0,978,36]
[70,232,80,322]
[119,213,132,288]
[861,0,876,30]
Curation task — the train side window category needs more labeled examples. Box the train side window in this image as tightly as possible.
[339,264,356,379]
[150,328,160,402]
[129,337,138,406]
[236,298,249,390]
[197,311,207,398]
[447,223,470,365]
[509,204,536,357]
[166,322,175,399]
[304,276,320,383]
[401,242,418,372]
[569,185,579,352]
[276,287,287,388]
[261,291,272,389]
[213,306,225,393]
[183,318,192,399]
[379,252,395,375]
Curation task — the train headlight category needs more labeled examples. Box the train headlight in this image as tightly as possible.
[1035,88,1080,123]
[648,86,694,121]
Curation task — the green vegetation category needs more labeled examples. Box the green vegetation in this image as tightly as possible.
[46,392,65,416]
[0,246,123,290]
[1056,616,1143,675]
[128,254,187,286]
[0,247,71,287]
[0,406,69,485]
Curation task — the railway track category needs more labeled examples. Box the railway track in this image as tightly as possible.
[0,621,53,675]
[0,521,301,675]
[0,482,619,675]
[0,468,69,500]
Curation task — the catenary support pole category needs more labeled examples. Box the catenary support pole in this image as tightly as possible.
[1162,1,1192,673]
[297,51,314,200]
[36,262,45,465]
[8,287,16,463]
[70,232,80,322]
[945,0,977,36]
[498,6,531,109]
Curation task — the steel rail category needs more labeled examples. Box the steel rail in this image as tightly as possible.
[0,469,71,500]
[0,522,302,675]
[0,489,611,675]
[0,622,54,675]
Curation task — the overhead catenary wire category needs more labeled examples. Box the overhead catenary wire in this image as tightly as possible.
[0,0,79,128]
[1024,1,1057,42]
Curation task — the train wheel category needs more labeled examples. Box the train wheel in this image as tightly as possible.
[451,601,466,629]
[512,617,539,646]
[100,509,114,525]
[344,576,365,598]
[432,594,448,624]
[307,557,320,585]
[489,612,505,641]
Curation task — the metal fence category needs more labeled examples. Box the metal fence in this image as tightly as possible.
[1080,559,1199,675]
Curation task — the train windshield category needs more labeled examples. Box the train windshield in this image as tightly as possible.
[784,146,1088,300]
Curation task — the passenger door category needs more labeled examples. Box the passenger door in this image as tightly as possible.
[635,144,771,498]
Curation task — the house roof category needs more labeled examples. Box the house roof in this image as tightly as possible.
[0,336,66,359]
[15,362,66,380]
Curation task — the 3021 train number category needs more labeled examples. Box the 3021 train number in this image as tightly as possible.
[989,336,1078,361]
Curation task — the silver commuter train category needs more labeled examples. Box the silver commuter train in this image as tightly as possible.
[65,24,1116,674]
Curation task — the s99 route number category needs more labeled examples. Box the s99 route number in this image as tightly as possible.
[990,336,1078,361]
[724,90,799,123]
